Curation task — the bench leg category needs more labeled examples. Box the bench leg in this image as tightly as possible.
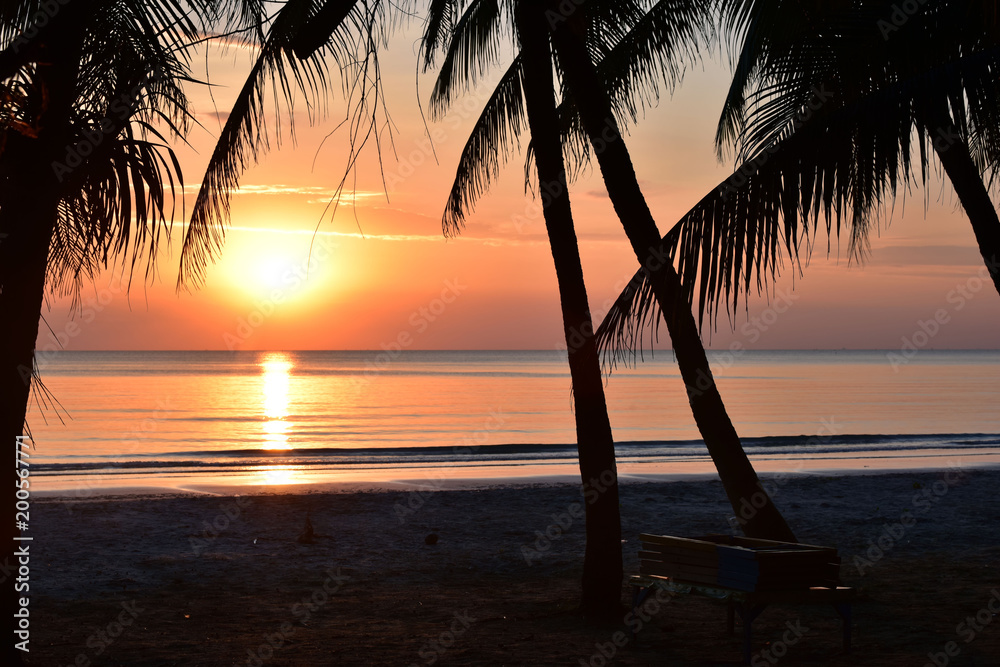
[727,599,735,635]
[733,602,767,666]
[833,603,852,652]
[628,585,654,640]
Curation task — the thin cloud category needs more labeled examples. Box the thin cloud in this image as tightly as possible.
[223,225,549,247]
[181,184,382,203]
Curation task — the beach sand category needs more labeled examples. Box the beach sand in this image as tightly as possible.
[28,468,1000,666]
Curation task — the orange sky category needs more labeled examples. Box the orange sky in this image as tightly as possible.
[35,18,1000,352]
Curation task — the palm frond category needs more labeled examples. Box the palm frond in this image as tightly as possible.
[420,0,458,70]
[595,98,920,367]
[441,54,525,235]
[556,0,712,175]
[427,0,506,119]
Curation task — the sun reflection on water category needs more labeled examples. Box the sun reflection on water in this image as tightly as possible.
[257,464,298,486]
[259,353,294,450]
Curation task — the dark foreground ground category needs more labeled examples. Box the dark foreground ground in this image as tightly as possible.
[27,468,1000,665]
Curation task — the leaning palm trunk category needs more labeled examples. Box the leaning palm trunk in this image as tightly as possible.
[547,18,795,542]
[924,103,1000,296]
[516,4,623,615]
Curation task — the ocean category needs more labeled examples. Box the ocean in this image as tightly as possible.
[24,350,1000,494]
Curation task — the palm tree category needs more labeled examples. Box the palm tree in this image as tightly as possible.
[422,0,795,542]
[0,1,250,660]
[598,1,1000,369]
[544,4,796,542]
[423,2,624,615]
[715,0,1000,296]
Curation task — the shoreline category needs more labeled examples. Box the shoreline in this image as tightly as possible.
[31,452,1000,498]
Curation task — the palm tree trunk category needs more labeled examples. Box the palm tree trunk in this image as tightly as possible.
[925,105,1000,297]
[0,143,60,667]
[0,18,82,663]
[515,4,623,617]
[547,17,795,542]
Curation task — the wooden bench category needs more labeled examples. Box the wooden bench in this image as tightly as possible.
[629,574,856,665]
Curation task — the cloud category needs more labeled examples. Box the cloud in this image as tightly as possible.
[196,32,262,53]
[180,183,382,204]
[223,224,552,247]
[869,244,983,267]
[199,111,230,124]
[226,225,445,242]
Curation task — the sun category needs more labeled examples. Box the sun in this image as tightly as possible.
[254,255,296,292]
[221,228,339,303]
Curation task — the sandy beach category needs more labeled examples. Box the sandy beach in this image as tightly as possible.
[27,467,1000,666]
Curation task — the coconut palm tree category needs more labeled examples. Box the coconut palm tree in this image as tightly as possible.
[423,1,625,615]
[598,1,1000,366]
[0,1,261,659]
[422,0,795,543]
[715,0,1000,295]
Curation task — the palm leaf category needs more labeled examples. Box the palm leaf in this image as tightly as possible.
[427,0,506,118]
[441,54,525,235]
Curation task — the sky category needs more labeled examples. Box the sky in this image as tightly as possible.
[35,13,1000,352]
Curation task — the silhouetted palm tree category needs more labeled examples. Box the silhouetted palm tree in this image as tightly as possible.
[422,0,795,553]
[422,1,625,615]
[0,2,271,660]
[716,0,1000,296]
[599,1,1000,366]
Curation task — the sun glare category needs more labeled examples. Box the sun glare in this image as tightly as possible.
[255,256,294,291]
[223,229,340,304]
